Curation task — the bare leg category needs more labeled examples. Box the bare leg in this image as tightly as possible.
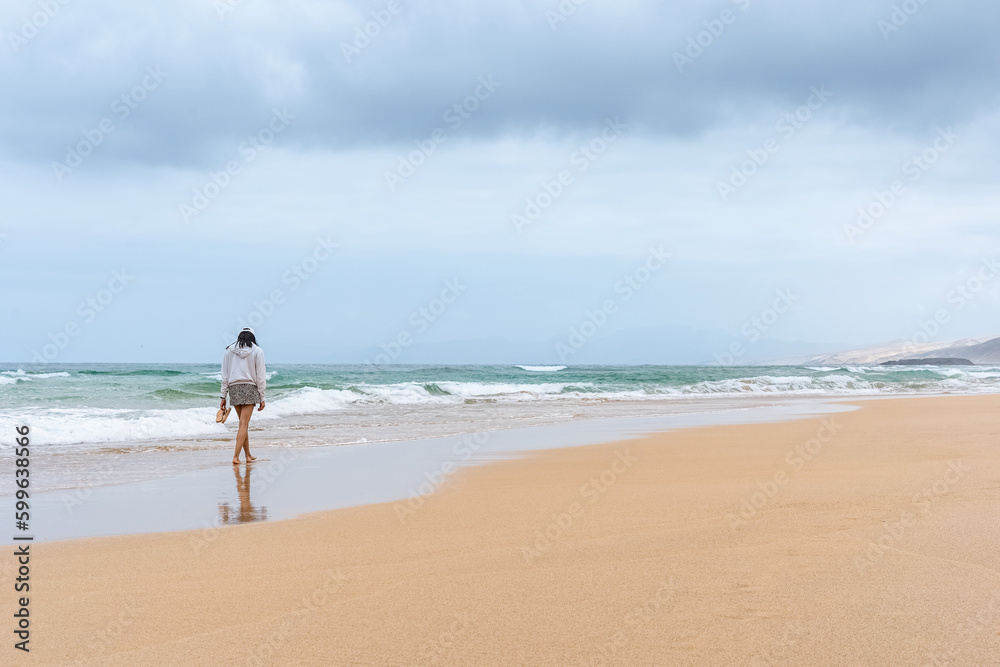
[240,403,255,461]
[233,405,251,464]
[242,432,256,462]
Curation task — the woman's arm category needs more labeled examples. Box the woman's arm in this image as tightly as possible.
[220,350,230,406]
[255,348,266,402]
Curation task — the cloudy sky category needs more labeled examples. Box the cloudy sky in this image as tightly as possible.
[1,0,999,364]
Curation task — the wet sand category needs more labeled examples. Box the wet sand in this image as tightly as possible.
[5,395,1000,665]
[7,399,849,543]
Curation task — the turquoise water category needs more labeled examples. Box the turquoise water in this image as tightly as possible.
[1,363,998,451]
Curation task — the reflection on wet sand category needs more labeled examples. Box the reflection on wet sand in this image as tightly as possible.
[218,463,269,524]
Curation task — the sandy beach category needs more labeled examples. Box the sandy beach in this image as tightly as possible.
[7,394,1000,665]
[9,1,998,663]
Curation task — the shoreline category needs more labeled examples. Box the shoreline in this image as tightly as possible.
[4,396,853,544]
[6,394,1000,664]
[4,393,853,497]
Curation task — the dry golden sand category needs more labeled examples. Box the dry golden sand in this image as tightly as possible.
[6,395,1000,665]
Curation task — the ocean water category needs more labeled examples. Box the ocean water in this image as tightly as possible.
[2,363,999,455]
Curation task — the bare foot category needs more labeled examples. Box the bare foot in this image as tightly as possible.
[232,458,241,465]
[246,454,257,462]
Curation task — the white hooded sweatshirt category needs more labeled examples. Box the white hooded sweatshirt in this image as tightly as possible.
[220,344,266,400]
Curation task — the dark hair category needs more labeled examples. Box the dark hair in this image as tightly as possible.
[235,330,257,349]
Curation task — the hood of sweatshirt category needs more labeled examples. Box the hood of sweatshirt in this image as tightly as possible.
[231,345,255,359]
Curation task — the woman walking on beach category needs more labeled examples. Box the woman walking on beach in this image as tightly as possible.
[220,327,266,465]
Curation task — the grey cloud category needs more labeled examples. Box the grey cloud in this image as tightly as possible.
[1,0,998,168]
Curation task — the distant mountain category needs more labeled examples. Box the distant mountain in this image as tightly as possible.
[880,358,974,366]
[800,336,1000,366]
[933,337,1000,364]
